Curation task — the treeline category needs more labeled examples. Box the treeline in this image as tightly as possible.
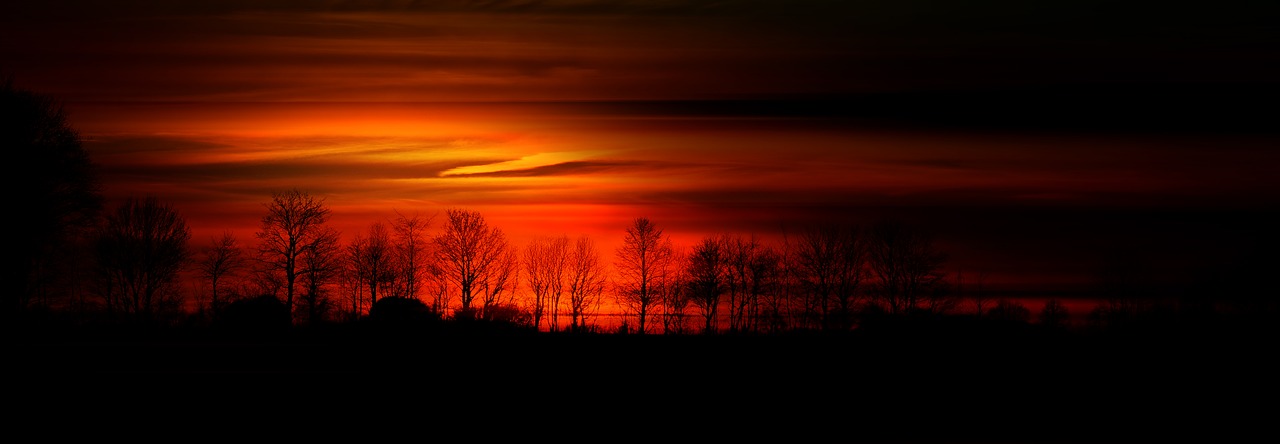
[7,79,1275,340]
[15,183,1275,339]
[13,182,965,335]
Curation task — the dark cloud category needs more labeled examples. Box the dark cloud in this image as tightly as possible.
[86,136,234,156]
[6,0,1276,103]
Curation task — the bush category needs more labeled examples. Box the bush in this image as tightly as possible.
[215,295,291,338]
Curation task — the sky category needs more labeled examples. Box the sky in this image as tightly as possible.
[3,0,1278,308]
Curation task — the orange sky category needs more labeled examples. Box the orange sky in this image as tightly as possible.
[64,100,1280,298]
[4,0,1279,307]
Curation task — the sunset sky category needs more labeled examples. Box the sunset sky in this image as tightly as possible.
[3,0,1278,306]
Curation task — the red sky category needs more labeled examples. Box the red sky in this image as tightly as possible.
[3,0,1278,307]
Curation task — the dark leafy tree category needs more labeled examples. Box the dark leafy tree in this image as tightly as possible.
[254,188,334,321]
[92,196,191,323]
[3,79,102,320]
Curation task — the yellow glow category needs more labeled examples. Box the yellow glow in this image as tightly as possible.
[441,151,583,176]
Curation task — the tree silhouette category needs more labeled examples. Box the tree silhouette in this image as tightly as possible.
[391,210,434,302]
[791,223,866,330]
[298,224,341,325]
[686,236,726,334]
[524,234,569,331]
[3,79,102,320]
[867,220,949,315]
[748,244,787,333]
[92,196,191,323]
[988,299,1032,323]
[254,188,334,322]
[198,231,246,319]
[1039,299,1070,329]
[352,221,395,310]
[433,208,509,319]
[566,235,607,333]
[662,255,693,335]
[722,234,759,332]
[477,242,519,321]
[745,242,784,333]
[614,217,674,335]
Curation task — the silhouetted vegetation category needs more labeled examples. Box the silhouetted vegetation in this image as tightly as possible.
[214,294,291,338]
[6,82,1276,444]
[255,188,338,323]
[3,78,103,323]
[5,82,1276,401]
[91,196,191,324]
[614,217,675,334]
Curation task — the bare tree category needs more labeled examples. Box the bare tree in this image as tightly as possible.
[867,221,949,315]
[424,259,452,316]
[1039,299,1070,329]
[989,299,1031,323]
[661,264,692,335]
[686,236,726,334]
[434,208,509,319]
[298,226,341,325]
[254,188,334,321]
[793,223,866,330]
[722,234,752,332]
[391,210,433,302]
[566,235,607,333]
[339,239,367,320]
[966,269,989,319]
[4,79,103,319]
[478,244,520,321]
[353,222,396,309]
[745,242,784,333]
[770,238,802,333]
[614,217,674,335]
[92,196,191,323]
[722,234,781,333]
[197,231,245,318]
[524,235,569,331]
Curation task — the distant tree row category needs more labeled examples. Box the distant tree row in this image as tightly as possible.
[187,192,960,334]
[8,79,1274,338]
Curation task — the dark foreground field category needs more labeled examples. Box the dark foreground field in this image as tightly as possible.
[8,318,1276,443]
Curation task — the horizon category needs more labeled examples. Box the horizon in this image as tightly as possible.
[5,1,1278,330]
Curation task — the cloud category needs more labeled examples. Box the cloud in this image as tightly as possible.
[440,160,683,177]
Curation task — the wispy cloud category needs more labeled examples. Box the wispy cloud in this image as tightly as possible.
[441,160,685,177]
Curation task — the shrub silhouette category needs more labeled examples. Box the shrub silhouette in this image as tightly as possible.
[215,295,290,338]
[369,297,439,326]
